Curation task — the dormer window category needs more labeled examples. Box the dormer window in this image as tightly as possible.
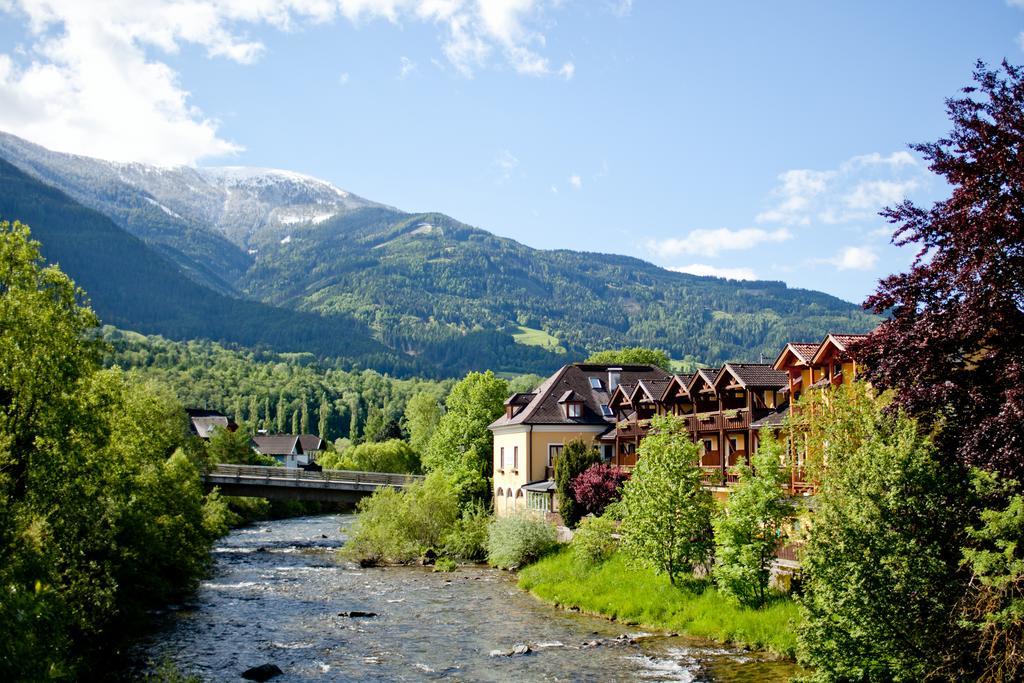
[566,402,582,418]
[608,368,622,391]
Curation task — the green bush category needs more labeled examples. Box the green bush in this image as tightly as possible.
[340,472,459,564]
[433,557,458,573]
[486,514,558,570]
[572,515,619,565]
[442,502,491,561]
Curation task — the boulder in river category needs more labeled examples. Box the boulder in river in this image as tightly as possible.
[241,663,283,681]
[338,610,377,618]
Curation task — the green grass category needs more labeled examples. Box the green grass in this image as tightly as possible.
[518,547,800,658]
[512,326,566,353]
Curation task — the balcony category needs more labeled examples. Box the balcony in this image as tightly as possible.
[617,419,651,439]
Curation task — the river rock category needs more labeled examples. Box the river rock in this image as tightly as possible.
[241,663,282,681]
[512,644,531,656]
[338,610,377,618]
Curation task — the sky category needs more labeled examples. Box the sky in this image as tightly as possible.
[0,1,1018,304]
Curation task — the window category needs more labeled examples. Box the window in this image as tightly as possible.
[513,446,519,469]
[527,491,550,512]
[499,446,505,469]
[548,444,564,467]
[833,362,842,376]
[600,404,613,417]
[567,402,582,418]
[703,439,714,453]
[729,438,738,452]
[589,377,603,390]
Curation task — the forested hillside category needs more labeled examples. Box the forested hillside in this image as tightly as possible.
[102,327,453,445]
[0,159,422,375]
[243,209,879,366]
[0,133,880,376]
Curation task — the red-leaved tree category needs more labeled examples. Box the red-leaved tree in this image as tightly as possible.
[571,463,630,517]
[856,61,1024,480]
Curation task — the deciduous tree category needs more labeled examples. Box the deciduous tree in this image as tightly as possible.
[712,432,789,607]
[857,61,1024,481]
[619,415,713,584]
[571,462,630,518]
[796,384,966,682]
[584,347,672,371]
[423,371,508,505]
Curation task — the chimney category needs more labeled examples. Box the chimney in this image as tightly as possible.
[608,367,622,391]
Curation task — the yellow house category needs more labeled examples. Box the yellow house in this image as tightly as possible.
[488,363,671,519]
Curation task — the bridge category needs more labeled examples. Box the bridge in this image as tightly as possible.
[202,464,425,503]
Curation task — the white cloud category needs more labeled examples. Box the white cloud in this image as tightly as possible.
[494,148,519,180]
[568,173,582,189]
[0,0,590,165]
[399,56,418,78]
[820,246,879,271]
[550,184,558,193]
[647,227,792,258]
[338,71,350,84]
[757,150,926,226]
[843,179,918,210]
[669,264,758,281]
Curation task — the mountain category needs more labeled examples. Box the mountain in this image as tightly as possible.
[0,132,387,294]
[0,157,422,375]
[0,132,879,375]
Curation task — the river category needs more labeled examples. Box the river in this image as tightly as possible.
[135,514,798,681]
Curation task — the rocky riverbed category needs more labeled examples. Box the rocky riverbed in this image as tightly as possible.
[133,514,798,681]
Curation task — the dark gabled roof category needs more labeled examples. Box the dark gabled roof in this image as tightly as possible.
[751,406,789,430]
[608,383,634,408]
[634,378,671,402]
[660,374,694,401]
[504,392,536,406]
[298,434,324,452]
[811,333,870,365]
[252,435,301,456]
[489,363,671,428]
[716,363,788,389]
[687,367,721,395]
[773,342,820,370]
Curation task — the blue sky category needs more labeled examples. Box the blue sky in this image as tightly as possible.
[0,1,1018,303]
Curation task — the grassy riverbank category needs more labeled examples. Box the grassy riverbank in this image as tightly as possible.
[518,547,800,658]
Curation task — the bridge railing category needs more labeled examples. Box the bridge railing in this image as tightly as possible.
[208,464,425,488]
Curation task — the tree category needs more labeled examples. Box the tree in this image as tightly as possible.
[423,370,508,505]
[248,395,260,430]
[571,463,630,518]
[553,439,601,528]
[619,415,714,584]
[712,432,790,607]
[403,392,442,454]
[585,347,672,371]
[958,471,1024,683]
[300,394,310,434]
[857,61,1024,481]
[291,408,300,435]
[796,384,966,682]
[335,439,421,474]
[206,425,255,464]
[0,220,100,501]
[318,393,331,441]
[276,392,287,433]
